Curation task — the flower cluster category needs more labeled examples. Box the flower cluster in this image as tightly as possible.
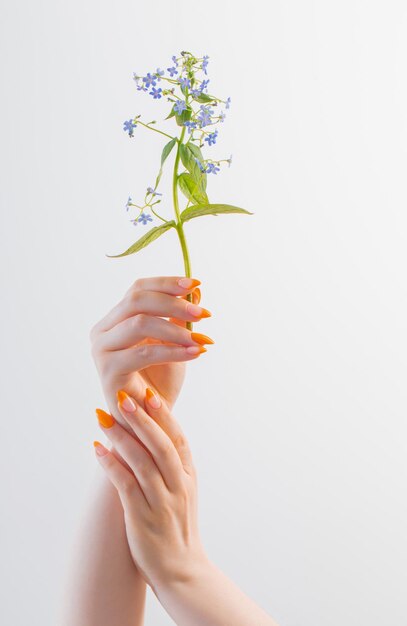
[123,51,234,226]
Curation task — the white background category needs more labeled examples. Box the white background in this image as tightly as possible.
[1,1,407,624]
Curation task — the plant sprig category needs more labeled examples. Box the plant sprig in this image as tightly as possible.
[108,51,253,330]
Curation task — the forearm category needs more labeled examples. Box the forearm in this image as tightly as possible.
[153,557,279,626]
[62,471,146,626]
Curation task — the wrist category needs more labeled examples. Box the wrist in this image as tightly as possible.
[152,549,213,598]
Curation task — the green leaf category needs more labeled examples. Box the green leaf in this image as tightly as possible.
[106,221,175,258]
[179,143,207,190]
[193,92,216,104]
[161,137,177,165]
[165,106,176,119]
[180,204,254,223]
[175,105,192,127]
[178,173,209,205]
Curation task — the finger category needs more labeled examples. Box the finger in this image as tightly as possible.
[95,409,166,507]
[124,276,201,298]
[97,314,214,352]
[93,277,206,332]
[93,441,146,508]
[111,343,207,374]
[169,287,201,327]
[144,388,196,476]
[117,391,184,492]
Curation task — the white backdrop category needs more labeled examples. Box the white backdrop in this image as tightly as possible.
[1,1,407,624]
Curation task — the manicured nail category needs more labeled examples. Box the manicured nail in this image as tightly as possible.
[94,441,109,456]
[178,277,201,289]
[145,387,162,409]
[192,287,201,304]
[191,332,215,345]
[186,345,207,355]
[186,303,212,318]
[95,408,115,429]
[117,389,137,413]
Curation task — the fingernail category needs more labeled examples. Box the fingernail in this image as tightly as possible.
[191,332,215,345]
[192,287,201,304]
[186,303,212,318]
[94,441,108,456]
[145,387,162,409]
[178,277,201,289]
[186,345,207,355]
[95,408,115,429]
[117,389,137,413]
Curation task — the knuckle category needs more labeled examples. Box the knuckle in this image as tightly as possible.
[136,344,150,361]
[132,313,149,332]
[133,277,144,291]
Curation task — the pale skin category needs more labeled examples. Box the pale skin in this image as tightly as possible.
[63,276,279,626]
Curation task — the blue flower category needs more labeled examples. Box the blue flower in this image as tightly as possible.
[174,100,187,114]
[199,79,210,91]
[190,89,202,97]
[205,162,220,174]
[143,73,157,88]
[149,87,163,99]
[225,96,231,109]
[204,130,218,146]
[125,196,132,211]
[183,120,197,134]
[197,105,214,127]
[155,68,165,80]
[123,119,137,137]
[136,84,148,92]
[219,111,226,122]
[167,66,178,77]
[138,212,153,225]
[172,55,178,66]
[202,55,209,74]
[147,187,162,196]
[178,77,191,89]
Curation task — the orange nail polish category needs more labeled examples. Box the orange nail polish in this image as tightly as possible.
[145,387,161,409]
[191,332,215,345]
[95,408,115,429]
[199,307,212,318]
[94,441,108,456]
[192,287,201,304]
[117,389,137,412]
[178,277,201,289]
[186,345,207,355]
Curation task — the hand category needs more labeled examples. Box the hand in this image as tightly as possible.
[94,388,208,591]
[89,276,214,425]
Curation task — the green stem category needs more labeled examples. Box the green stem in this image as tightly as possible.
[172,125,194,331]
[137,120,175,140]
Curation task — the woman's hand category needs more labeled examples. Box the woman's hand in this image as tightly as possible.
[94,388,208,591]
[89,276,214,425]
[94,390,279,626]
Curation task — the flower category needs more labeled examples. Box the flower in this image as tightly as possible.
[205,162,220,175]
[172,55,178,66]
[143,73,157,88]
[136,84,148,92]
[155,68,165,80]
[219,111,226,122]
[202,55,209,74]
[149,87,163,99]
[147,187,162,196]
[125,196,132,211]
[200,79,210,91]
[197,104,214,127]
[178,77,191,89]
[123,119,137,137]
[174,99,187,114]
[137,212,153,225]
[225,96,231,109]
[204,130,218,146]
[167,66,178,77]
[183,120,197,134]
